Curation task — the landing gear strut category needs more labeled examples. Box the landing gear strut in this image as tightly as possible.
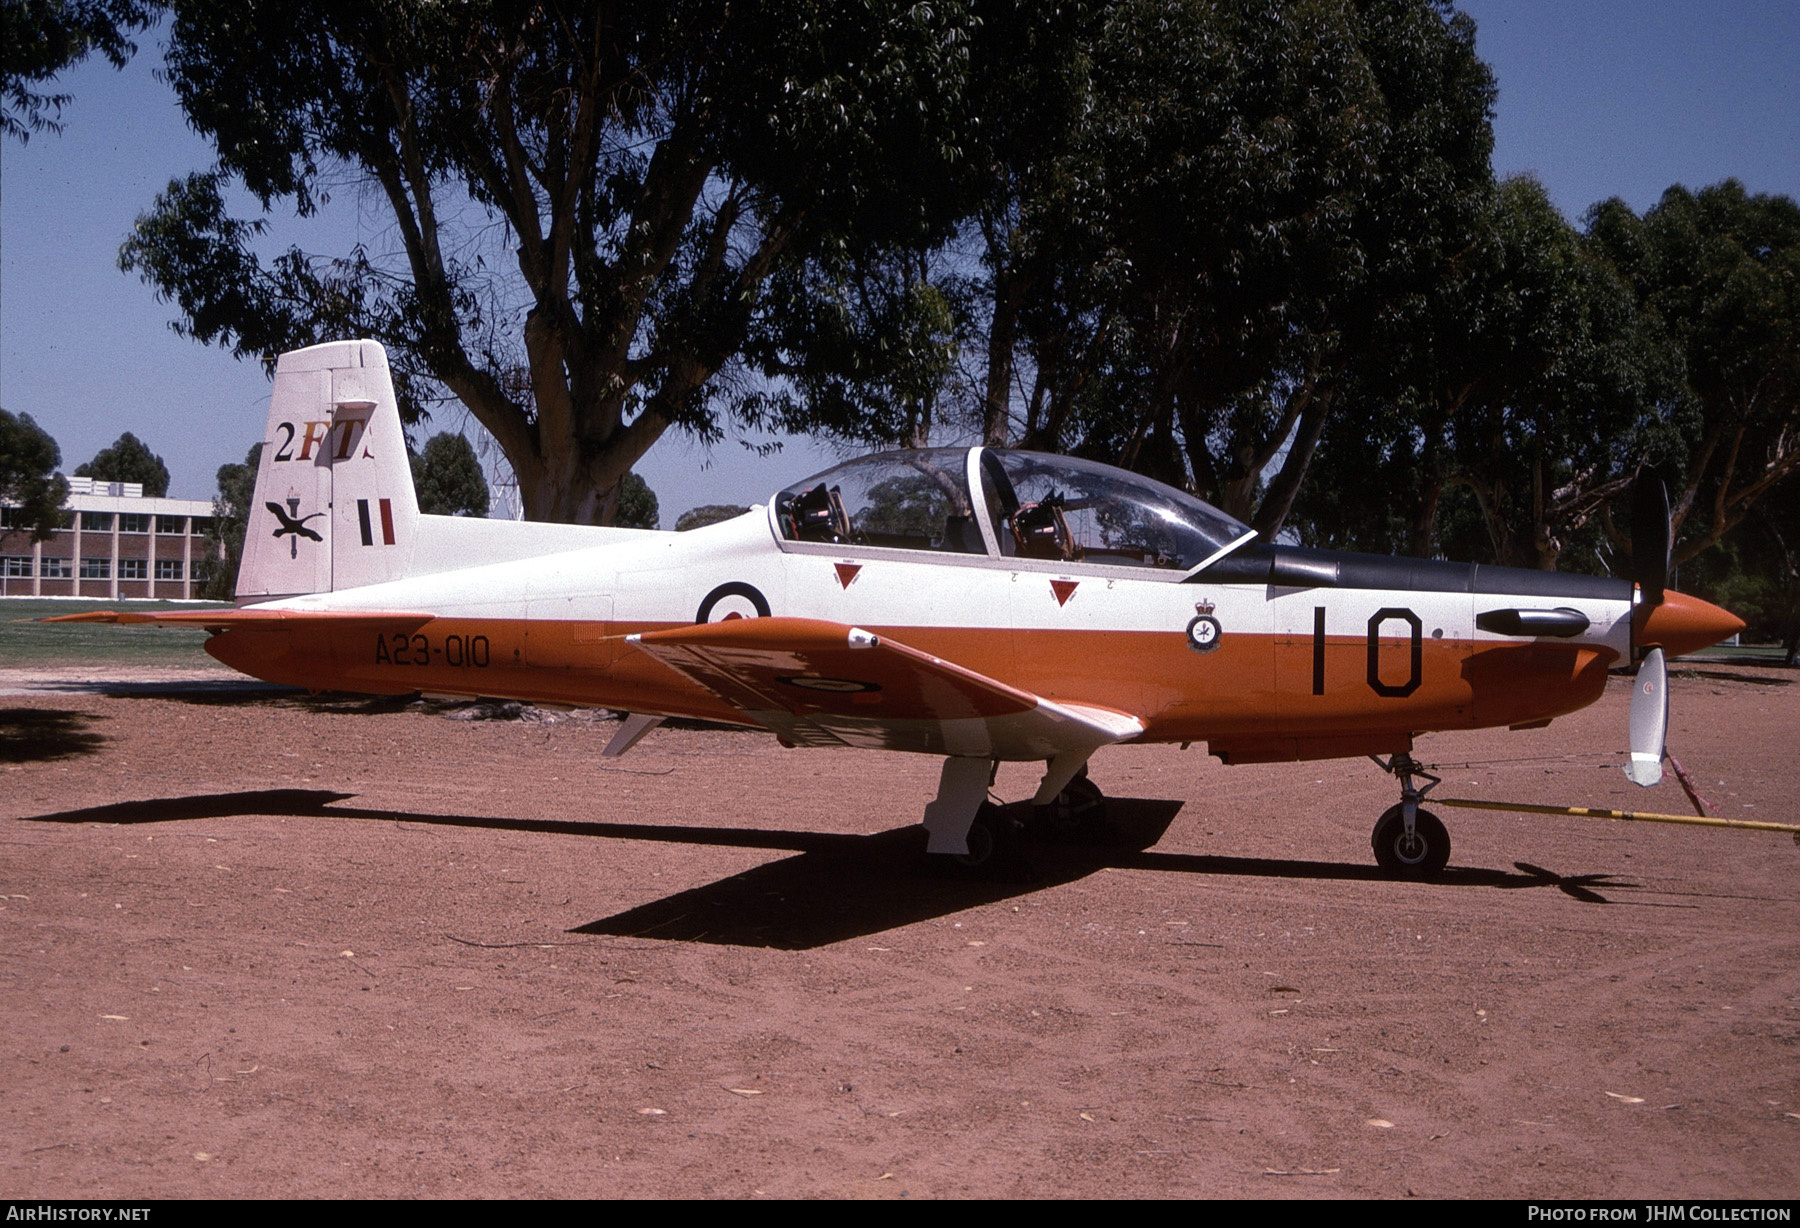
[920,756,1114,879]
[1370,753,1451,878]
[1032,766,1108,839]
[920,758,1030,879]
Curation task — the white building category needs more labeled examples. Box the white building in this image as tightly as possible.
[1,477,222,599]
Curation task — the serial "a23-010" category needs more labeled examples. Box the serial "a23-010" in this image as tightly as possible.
[65,339,1744,876]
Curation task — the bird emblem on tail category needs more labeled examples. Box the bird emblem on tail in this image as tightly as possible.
[267,499,326,557]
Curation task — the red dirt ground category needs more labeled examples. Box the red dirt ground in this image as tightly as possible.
[3,663,1797,1198]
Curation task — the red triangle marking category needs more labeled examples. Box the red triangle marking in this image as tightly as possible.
[1050,579,1078,607]
[835,563,862,589]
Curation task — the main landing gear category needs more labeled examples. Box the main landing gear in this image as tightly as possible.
[921,757,1112,878]
[1032,766,1108,838]
[1370,753,1451,878]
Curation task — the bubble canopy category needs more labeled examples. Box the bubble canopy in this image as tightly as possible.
[773,447,1252,573]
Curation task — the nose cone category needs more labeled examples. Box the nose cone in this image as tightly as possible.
[1634,590,1745,659]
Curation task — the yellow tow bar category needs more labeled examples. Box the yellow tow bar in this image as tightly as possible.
[1434,796,1800,841]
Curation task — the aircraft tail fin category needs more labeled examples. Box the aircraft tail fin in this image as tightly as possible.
[236,340,420,600]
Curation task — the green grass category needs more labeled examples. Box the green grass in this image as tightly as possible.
[0,598,231,669]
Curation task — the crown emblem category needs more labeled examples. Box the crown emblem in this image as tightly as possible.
[1193,599,1215,616]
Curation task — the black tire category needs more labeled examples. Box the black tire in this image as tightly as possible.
[1034,775,1107,838]
[955,803,1007,868]
[923,803,1032,881]
[1371,804,1451,878]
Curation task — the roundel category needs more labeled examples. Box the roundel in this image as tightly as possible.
[1186,614,1223,653]
[695,581,771,623]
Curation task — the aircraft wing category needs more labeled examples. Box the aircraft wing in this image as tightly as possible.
[628,617,1144,760]
[43,609,433,633]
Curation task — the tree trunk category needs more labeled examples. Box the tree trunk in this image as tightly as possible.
[1251,383,1335,540]
[983,266,1023,446]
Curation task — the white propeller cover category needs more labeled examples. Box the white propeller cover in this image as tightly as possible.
[1625,647,1668,787]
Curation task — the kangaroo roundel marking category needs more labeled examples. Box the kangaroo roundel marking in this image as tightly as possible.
[1186,614,1223,653]
[696,581,771,623]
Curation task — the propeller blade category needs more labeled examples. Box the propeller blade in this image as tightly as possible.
[1624,647,1668,787]
[1630,474,1670,607]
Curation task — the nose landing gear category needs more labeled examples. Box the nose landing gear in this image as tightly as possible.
[1370,753,1451,878]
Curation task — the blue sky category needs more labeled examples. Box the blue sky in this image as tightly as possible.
[3,1,1796,516]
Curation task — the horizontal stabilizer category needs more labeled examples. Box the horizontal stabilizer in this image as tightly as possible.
[629,617,1143,760]
[45,609,433,633]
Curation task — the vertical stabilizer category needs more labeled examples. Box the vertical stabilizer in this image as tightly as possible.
[236,340,419,600]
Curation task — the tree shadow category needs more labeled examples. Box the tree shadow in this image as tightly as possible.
[0,707,109,763]
[16,789,1645,948]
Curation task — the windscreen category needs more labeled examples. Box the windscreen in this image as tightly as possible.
[981,450,1250,569]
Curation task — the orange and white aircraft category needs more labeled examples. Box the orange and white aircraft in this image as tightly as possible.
[72,340,1743,875]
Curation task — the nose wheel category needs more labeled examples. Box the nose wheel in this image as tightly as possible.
[1370,753,1451,878]
[1371,804,1450,877]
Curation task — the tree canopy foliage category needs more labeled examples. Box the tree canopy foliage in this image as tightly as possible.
[1,0,156,141]
[75,430,170,496]
[614,472,659,531]
[122,0,980,524]
[741,0,1505,546]
[1588,181,1800,566]
[985,0,1502,547]
[1,408,70,540]
[204,441,259,600]
[676,503,752,531]
[409,432,489,518]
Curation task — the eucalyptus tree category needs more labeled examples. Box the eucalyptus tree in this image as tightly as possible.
[76,431,171,496]
[960,0,1499,540]
[120,0,980,523]
[1296,177,1689,572]
[409,433,488,518]
[1441,178,1688,571]
[1587,181,1800,567]
[0,409,70,540]
[2,0,157,141]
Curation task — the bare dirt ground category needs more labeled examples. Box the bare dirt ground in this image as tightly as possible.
[3,662,1797,1199]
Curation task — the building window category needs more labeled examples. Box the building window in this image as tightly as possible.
[118,559,147,580]
[80,557,110,579]
[40,557,71,578]
[5,505,68,530]
[2,556,32,578]
[190,517,214,537]
[155,559,184,580]
[156,515,186,534]
[190,559,212,583]
[80,511,114,532]
[119,513,150,533]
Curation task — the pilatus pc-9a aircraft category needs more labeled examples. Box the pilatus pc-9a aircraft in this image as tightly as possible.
[66,340,1743,876]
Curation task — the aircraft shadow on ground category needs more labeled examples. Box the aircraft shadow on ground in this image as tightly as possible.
[17,789,1646,946]
[0,707,110,764]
